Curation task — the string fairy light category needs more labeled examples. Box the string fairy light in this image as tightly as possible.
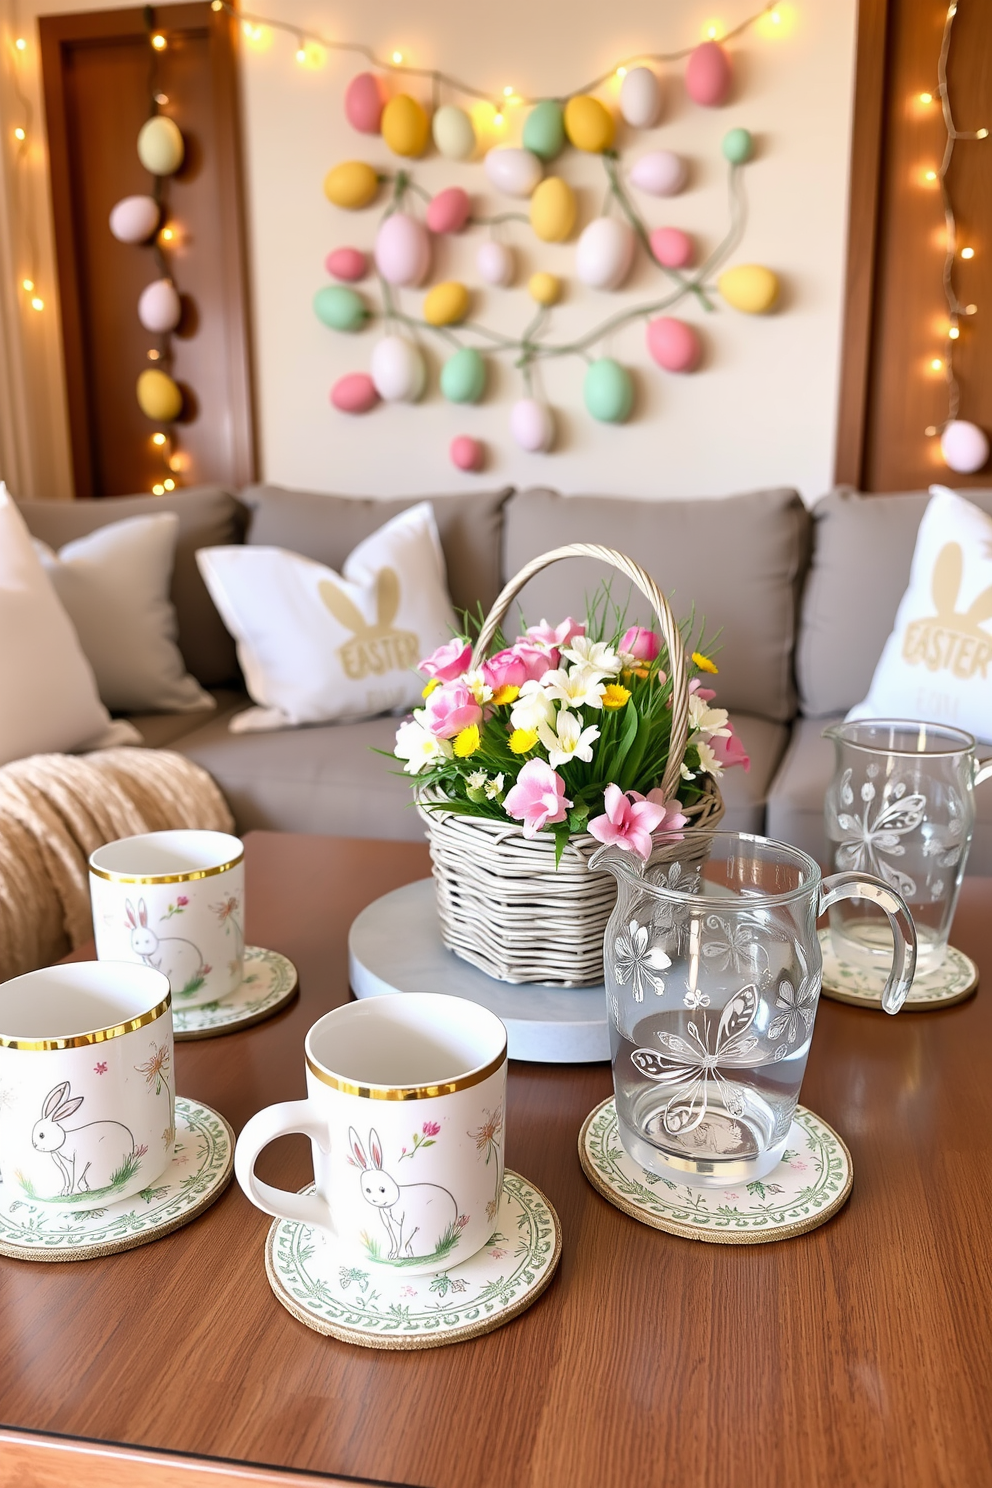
[923,0,990,470]
[6,22,44,315]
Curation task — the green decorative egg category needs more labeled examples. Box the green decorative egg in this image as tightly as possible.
[313,285,368,332]
[583,358,634,423]
[722,127,754,165]
[522,100,566,161]
[440,347,486,404]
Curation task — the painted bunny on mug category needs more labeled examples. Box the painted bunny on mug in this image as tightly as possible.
[348,1125,462,1262]
[126,897,208,999]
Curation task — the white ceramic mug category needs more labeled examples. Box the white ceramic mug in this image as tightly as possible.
[0,961,174,1210]
[89,830,245,1009]
[235,994,507,1275]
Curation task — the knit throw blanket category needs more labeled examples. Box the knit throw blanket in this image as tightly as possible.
[0,748,234,981]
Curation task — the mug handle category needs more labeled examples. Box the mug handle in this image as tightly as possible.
[819,872,918,1015]
[234,1100,337,1235]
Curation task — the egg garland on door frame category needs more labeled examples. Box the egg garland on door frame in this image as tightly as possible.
[305,3,787,461]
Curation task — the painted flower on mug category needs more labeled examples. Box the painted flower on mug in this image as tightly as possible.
[135,1042,172,1100]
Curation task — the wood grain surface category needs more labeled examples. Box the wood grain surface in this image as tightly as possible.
[1,833,991,1488]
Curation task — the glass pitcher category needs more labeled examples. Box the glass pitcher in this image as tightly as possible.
[824,720,992,975]
[593,830,916,1188]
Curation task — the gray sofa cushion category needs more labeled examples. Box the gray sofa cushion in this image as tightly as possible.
[765,713,992,875]
[709,713,789,836]
[502,487,809,723]
[17,488,247,688]
[240,484,513,619]
[127,690,248,750]
[797,487,992,718]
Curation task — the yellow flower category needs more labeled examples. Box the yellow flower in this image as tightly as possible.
[602,683,631,710]
[491,684,520,706]
[422,677,441,698]
[692,652,719,674]
[509,728,539,754]
[453,724,481,757]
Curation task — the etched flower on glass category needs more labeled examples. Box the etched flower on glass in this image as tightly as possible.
[613,919,671,1001]
[767,975,817,1052]
[835,768,926,898]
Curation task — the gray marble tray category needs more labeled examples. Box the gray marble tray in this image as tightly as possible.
[348,879,610,1063]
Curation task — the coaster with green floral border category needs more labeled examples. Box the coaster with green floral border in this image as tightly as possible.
[579,1097,852,1245]
[0,1097,233,1261]
[818,929,977,1011]
[173,946,298,1040]
[264,1169,562,1349]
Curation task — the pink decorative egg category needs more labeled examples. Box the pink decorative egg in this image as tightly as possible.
[511,398,554,453]
[685,41,732,107]
[325,247,368,281]
[374,212,431,286]
[345,73,387,134]
[650,227,695,269]
[331,373,379,414]
[646,317,702,373]
[450,435,484,471]
[426,187,471,235]
[629,151,686,197]
[477,241,514,286]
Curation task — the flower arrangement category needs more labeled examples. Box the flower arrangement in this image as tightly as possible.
[393,599,749,864]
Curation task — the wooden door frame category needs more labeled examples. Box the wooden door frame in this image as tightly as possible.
[38,3,256,499]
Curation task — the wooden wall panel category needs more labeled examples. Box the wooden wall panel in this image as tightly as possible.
[39,4,255,499]
[836,0,991,491]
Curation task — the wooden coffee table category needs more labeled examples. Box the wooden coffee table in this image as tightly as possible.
[2,832,991,1488]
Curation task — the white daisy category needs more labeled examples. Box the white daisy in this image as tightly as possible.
[536,710,600,769]
[561,637,623,675]
[394,717,454,775]
[543,666,607,711]
[688,694,731,739]
[509,680,556,732]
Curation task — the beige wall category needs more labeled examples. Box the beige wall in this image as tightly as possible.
[3,0,857,503]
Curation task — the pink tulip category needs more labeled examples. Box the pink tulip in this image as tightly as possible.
[524,617,585,651]
[510,641,557,683]
[503,759,572,838]
[588,784,670,861]
[708,723,750,772]
[419,638,472,682]
[481,647,528,693]
[621,626,660,662]
[423,681,482,739]
[641,789,690,832]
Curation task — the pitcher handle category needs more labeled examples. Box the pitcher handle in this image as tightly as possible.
[974,755,992,789]
[819,872,918,1015]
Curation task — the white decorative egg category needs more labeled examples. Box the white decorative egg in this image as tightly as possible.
[511,398,554,452]
[619,67,662,128]
[940,419,990,473]
[629,150,686,197]
[576,218,636,290]
[477,241,515,286]
[484,147,543,198]
[374,212,431,286]
[109,195,160,244]
[370,335,426,403]
[137,278,182,333]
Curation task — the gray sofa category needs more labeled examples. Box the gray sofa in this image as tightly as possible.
[18,482,992,874]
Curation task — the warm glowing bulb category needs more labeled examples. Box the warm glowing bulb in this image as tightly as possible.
[151,33,166,49]
[966,303,978,314]
[708,26,718,38]
[147,349,160,360]
[152,483,165,495]
[931,357,943,370]
[920,91,933,104]
[978,128,989,139]
[15,37,26,50]
[503,85,514,97]
[949,325,960,339]
[163,478,176,491]
[155,92,169,104]
[925,425,938,436]
[296,46,306,62]
[152,432,167,446]
[392,50,403,64]
[211,0,222,9]
[961,246,975,259]
[14,127,25,141]
[30,296,43,311]
[616,66,627,78]
[22,278,33,292]
[168,453,185,472]
[770,9,781,21]
[243,20,251,34]
[925,170,938,181]
[160,227,175,242]
[493,111,504,126]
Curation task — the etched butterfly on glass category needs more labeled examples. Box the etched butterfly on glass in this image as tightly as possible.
[629,985,764,1136]
[835,768,926,898]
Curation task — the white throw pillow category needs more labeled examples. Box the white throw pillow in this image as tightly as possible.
[848,485,992,742]
[0,484,138,765]
[34,513,214,714]
[197,502,458,731]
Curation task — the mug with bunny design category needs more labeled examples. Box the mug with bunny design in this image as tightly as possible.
[90,830,244,1009]
[235,994,507,1275]
[0,961,174,1210]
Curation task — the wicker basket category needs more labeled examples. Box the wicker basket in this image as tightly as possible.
[419,543,724,986]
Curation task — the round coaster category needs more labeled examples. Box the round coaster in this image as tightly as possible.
[0,1097,233,1261]
[174,946,298,1040]
[264,1169,562,1350]
[818,929,978,1011]
[579,1098,852,1245]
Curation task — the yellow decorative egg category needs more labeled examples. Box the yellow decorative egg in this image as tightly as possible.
[324,161,380,210]
[381,95,430,158]
[529,177,577,242]
[423,281,470,326]
[137,116,184,176]
[718,264,780,314]
[137,368,183,422]
[529,272,562,306]
[563,95,615,153]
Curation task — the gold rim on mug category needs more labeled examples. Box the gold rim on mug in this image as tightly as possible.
[88,850,244,886]
[305,1047,507,1102]
[0,991,172,1051]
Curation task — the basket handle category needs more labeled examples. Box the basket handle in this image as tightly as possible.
[470,543,690,801]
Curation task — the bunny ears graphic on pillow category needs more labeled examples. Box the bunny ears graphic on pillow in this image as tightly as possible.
[931,543,992,638]
[319,568,400,637]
